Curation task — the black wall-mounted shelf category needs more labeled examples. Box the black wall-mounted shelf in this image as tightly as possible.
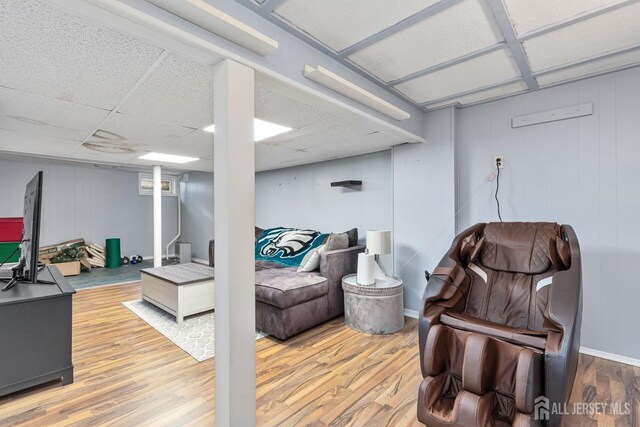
[331,180,362,188]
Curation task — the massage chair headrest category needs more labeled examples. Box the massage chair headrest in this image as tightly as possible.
[461,222,570,274]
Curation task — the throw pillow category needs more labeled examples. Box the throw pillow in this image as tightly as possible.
[297,245,325,272]
[344,228,358,247]
[323,232,349,252]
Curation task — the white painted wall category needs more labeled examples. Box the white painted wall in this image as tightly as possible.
[394,108,456,313]
[0,156,178,257]
[180,171,213,262]
[256,150,392,242]
[455,66,640,359]
[180,151,394,266]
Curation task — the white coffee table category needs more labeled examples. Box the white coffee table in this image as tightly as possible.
[141,263,214,324]
[342,274,404,334]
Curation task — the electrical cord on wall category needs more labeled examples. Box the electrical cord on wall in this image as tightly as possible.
[495,160,503,222]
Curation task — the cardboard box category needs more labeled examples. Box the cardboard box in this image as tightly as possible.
[51,261,81,277]
[38,238,86,263]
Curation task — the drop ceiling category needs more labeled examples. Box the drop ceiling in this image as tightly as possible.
[236,0,640,109]
[0,0,420,173]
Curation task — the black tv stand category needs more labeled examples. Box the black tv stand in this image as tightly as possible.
[1,277,18,292]
[0,265,75,397]
[1,276,56,291]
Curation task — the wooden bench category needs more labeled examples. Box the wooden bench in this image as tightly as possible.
[140,263,214,324]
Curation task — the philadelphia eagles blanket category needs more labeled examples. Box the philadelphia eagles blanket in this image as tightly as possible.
[255,227,328,267]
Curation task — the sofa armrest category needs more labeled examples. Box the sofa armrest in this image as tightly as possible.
[319,245,365,282]
[319,245,365,318]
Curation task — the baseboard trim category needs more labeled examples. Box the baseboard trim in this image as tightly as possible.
[579,346,640,367]
[192,258,209,265]
[404,308,418,319]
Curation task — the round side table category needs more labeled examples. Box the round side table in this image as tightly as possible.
[342,274,404,334]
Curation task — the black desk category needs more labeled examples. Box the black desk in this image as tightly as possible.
[0,266,75,397]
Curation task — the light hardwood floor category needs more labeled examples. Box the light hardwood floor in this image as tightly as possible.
[0,282,637,426]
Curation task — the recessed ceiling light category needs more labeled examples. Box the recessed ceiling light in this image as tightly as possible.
[253,119,292,142]
[201,119,292,142]
[138,152,199,164]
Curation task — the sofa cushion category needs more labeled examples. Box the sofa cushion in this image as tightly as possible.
[255,268,328,309]
[255,260,287,271]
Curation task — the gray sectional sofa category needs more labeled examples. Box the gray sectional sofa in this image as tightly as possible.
[209,230,364,340]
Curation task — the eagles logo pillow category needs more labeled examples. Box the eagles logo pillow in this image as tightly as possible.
[255,227,328,267]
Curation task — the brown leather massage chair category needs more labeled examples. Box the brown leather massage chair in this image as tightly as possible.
[418,222,582,427]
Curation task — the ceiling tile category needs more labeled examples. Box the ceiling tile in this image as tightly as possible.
[71,144,141,164]
[502,0,625,36]
[256,143,308,171]
[0,128,80,157]
[348,0,503,82]
[87,112,194,156]
[395,48,521,103]
[0,0,164,109]
[536,49,640,86]
[274,0,438,52]
[0,87,108,141]
[118,53,216,129]
[156,129,215,160]
[265,116,376,148]
[255,91,334,129]
[523,2,640,72]
[302,132,397,161]
[425,80,528,108]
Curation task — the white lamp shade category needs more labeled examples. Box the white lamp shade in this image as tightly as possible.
[366,230,391,255]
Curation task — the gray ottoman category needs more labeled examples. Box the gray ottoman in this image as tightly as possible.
[342,274,404,334]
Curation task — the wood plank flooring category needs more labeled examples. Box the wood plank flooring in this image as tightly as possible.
[0,282,637,426]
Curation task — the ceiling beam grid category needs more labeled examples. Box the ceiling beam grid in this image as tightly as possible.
[337,0,465,57]
[485,0,537,90]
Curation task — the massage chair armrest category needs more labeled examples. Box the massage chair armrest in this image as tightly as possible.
[543,226,582,425]
[545,226,582,337]
[319,245,365,284]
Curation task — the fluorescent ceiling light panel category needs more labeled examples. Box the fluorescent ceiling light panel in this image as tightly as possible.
[254,118,292,142]
[139,152,199,164]
[395,48,521,104]
[348,0,503,82]
[522,1,640,72]
[502,0,624,36]
[274,0,439,52]
[147,0,278,55]
[303,65,410,121]
[536,48,640,86]
[201,119,293,141]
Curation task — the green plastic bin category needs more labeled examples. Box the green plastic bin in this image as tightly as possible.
[0,242,21,263]
[105,238,121,269]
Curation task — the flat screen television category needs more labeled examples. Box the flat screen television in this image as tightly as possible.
[1,171,48,291]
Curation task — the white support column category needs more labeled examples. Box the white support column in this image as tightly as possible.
[213,59,255,427]
[153,165,162,268]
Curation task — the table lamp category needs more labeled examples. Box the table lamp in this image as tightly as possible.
[356,230,391,285]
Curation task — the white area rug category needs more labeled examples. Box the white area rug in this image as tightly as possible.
[123,300,267,362]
